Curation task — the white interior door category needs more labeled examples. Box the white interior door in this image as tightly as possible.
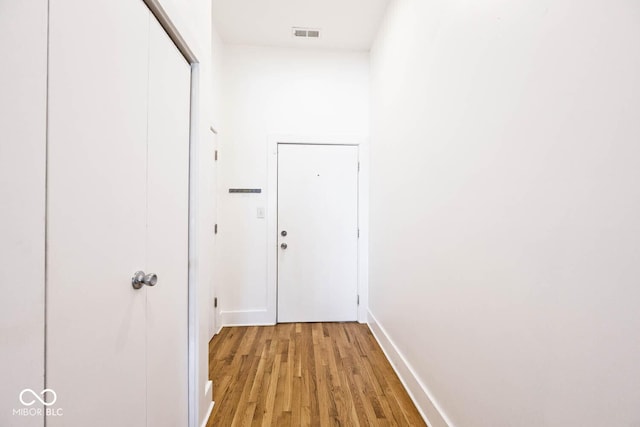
[47,0,150,425]
[277,144,359,322]
[146,15,191,427]
[48,1,191,425]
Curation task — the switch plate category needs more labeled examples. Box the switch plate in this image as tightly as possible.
[257,207,265,219]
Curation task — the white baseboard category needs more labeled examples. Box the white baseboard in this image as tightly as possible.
[199,381,213,427]
[204,380,212,402]
[200,400,214,427]
[220,309,275,326]
[368,310,453,427]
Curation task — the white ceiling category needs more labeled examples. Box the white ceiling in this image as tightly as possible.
[212,0,390,51]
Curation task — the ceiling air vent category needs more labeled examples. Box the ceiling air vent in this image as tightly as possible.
[292,27,321,39]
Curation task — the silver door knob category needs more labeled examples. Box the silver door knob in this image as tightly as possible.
[132,271,158,289]
[280,243,288,249]
[143,273,158,286]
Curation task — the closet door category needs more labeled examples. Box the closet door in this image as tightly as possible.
[145,16,191,427]
[47,0,150,425]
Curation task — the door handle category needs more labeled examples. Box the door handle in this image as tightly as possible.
[132,271,158,289]
[280,243,288,250]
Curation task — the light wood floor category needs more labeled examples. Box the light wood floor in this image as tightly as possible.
[207,322,427,426]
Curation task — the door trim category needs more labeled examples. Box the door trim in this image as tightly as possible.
[266,134,370,325]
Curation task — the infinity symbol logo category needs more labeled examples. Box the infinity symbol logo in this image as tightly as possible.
[19,389,57,407]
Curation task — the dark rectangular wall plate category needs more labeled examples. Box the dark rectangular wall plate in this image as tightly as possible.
[228,188,262,193]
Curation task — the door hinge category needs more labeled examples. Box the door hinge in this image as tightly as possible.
[215,150,218,161]
[214,224,218,234]
[357,295,360,305]
[214,297,218,308]
[358,162,360,172]
[357,228,360,238]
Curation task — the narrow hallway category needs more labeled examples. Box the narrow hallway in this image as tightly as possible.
[208,323,425,426]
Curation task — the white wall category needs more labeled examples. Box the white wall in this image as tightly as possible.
[0,1,47,425]
[369,1,640,426]
[216,45,370,325]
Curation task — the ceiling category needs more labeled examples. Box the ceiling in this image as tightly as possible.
[212,0,390,51]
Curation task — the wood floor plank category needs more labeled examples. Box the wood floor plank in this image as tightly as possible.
[207,323,426,427]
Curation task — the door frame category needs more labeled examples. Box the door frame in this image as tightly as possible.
[121,2,209,427]
[267,134,370,324]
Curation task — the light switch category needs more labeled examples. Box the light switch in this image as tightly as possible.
[257,207,265,219]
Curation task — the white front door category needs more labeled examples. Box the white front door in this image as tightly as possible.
[47,1,190,425]
[277,144,359,322]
